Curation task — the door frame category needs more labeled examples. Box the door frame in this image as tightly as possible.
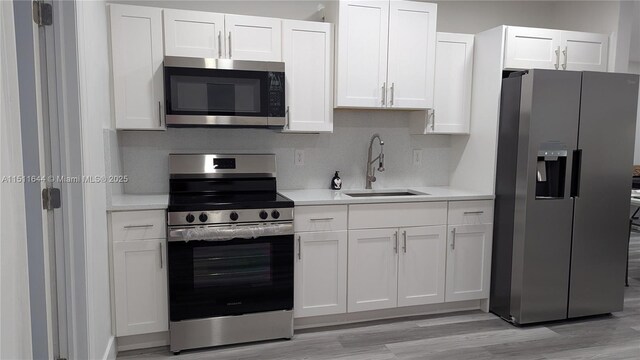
[13,0,90,359]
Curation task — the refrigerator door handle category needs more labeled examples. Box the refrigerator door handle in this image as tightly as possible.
[570,149,582,198]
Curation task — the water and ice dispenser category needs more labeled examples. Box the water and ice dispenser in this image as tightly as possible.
[535,148,568,199]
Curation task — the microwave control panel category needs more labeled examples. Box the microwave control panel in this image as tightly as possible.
[268,72,285,117]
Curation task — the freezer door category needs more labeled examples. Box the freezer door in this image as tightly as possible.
[569,72,639,318]
[511,70,581,324]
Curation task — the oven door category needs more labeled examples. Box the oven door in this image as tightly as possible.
[167,225,293,322]
[164,60,285,127]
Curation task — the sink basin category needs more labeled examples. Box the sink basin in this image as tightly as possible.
[345,190,429,197]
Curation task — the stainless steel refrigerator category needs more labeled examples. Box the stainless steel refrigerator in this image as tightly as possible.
[490,70,639,325]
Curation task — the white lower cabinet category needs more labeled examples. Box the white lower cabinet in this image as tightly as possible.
[113,238,168,336]
[347,228,399,312]
[294,231,347,318]
[293,201,493,319]
[398,226,446,306]
[347,225,447,312]
[445,224,493,302]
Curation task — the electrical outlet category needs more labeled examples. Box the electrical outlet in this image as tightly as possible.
[413,149,423,166]
[294,149,305,166]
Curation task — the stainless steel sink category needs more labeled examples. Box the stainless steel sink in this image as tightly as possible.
[344,190,429,197]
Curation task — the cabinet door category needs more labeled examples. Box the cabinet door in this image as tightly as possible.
[397,226,446,307]
[163,9,225,58]
[294,231,347,318]
[347,228,398,312]
[431,33,474,134]
[445,224,493,302]
[282,20,333,133]
[560,31,608,71]
[113,239,168,336]
[335,1,389,108]
[109,5,164,130]
[386,1,437,109]
[504,26,561,70]
[224,14,282,61]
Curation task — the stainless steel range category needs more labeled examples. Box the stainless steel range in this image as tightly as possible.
[167,154,294,354]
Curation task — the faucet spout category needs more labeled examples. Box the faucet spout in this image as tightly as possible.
[366,134,385,189]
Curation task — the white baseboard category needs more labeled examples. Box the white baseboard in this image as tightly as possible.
[294,299,483,329]
[116,332,169,352]
[102,336,116,360]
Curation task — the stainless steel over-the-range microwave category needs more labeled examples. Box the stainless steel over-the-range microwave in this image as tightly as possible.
[163,56,285,128]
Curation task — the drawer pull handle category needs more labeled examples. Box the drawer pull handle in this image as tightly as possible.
[394,231,398,253]
[309,217,334,221]
[123,224,154,229]
[402,230,407,253]
[451,228,456,250]
[463,211,484,215]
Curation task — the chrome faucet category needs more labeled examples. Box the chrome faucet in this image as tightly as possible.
[365,134,385,189]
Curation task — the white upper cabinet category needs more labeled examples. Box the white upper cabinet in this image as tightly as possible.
[109,5,164,130]
[386,1,437,109]
[504,26,609,72]
[225,14,282,61]
[504,26,561,70]
[334,0,437,109]
[282,20,333,133]
[163,9,225,58]
[348,228,399,312]
[294,231,347,318]
[411,32,474,135]
[163,11,282,61]
[560,31,608,71]
[335,1,389,108]
[397,226,446,307]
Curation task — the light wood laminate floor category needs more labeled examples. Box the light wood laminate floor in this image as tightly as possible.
[119,234,640,359]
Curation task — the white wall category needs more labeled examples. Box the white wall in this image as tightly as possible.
[1,1,33,359]
[434,1,556,33]
[551,1,621,34]
[118,113,451,192]
[75,1,114,359]
[628,1,640,165]
[110,0,329,21]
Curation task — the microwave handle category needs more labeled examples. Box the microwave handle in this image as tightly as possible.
[286,106,290,129]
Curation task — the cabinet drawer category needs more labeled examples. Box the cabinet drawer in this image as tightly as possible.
[448,200,494,225]
[111,210,166,241]
[348,202,447,230]
[294,205,348,232]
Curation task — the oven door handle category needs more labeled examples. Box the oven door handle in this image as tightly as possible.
[168,222,294,242]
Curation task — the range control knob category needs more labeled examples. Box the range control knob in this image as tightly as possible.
[271,210,280,219]
[259,210,269,220]
[185,213,195,223]
[199,213,208,222]
[229,211,239,221]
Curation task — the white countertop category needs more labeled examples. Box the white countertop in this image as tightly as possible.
[108,194,169,211]
[278,186,494,206]
[106,187,493,211]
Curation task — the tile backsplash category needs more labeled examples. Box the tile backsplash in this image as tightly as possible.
[116,110,452,193]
